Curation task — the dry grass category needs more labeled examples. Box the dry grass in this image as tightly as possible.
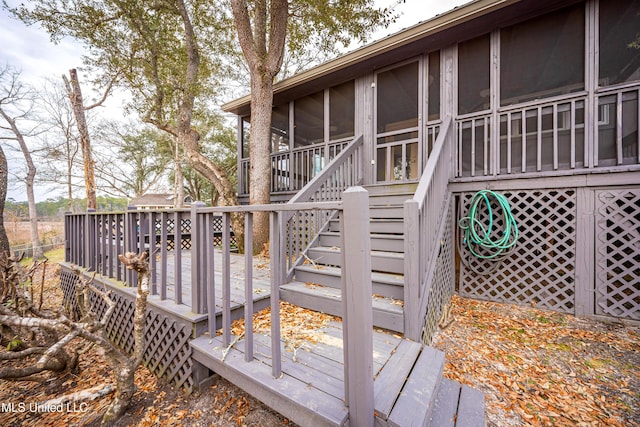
[6,221,64,247]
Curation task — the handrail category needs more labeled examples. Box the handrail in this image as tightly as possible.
[403,116,454,340]
[283,134,364,279]
[288,134,364,204]
[412,116,453,209]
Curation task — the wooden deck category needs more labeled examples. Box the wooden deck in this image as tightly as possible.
[155,249,272,319]
[191,321,484,427]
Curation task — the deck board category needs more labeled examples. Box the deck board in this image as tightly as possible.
[192,335,349,427]
[154,249,272,314]
[191,323,408,427]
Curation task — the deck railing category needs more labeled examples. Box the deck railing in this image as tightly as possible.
[64,189,376,424]
[203,188,374,424]
[455,82,640,178]
[239,139,354,196]
[284,135,364,279]
[403,116,454,340]
[64,208,233,308]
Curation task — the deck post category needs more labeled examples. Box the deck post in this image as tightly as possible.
[191,201,206,313]
[341,186,374,427]
[124,205,138,287]
[403,199,420,340]
[85,208,96,272]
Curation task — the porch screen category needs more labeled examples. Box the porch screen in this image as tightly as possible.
[500,4,584,106]
[599,0,640,86]
[458,34,490,114]
[271,104,289,153]
[241,117,250,158]
[329,81,355,140]
[375,61,419,181]
[598,0,640,166]
[427,50,441,122]
[376,62,419,138]
[294,91,324,147]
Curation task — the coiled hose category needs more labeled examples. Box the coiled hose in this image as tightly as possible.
[458,190,518,274]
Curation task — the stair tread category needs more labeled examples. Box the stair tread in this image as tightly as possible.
[429,378,460,427]
[294,264,404,286]
[374,339,423,420]
[363,183,418,195]
[456,384,486,427]
[308,246,405,260]
[280,281,404,315]
[331,217,404,223]
[388,346,445,427]
[320,230,404,240]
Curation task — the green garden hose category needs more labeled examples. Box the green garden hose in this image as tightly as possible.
[458,190,518,273]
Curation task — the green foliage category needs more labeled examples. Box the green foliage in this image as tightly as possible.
[287,0,395,58]
[6,336,22,351]
[7,0,236,124]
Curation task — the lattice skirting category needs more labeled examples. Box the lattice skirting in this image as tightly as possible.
[421,198,456,345]
[59,267,195,392]
[457,189,577,313]
[595,189,640,320]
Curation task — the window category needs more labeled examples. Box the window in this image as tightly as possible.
[458,34,491,114]
[294,91,324,147]
[329,81,355,140]
[271,104,289,153]
[599,0,640,86]
[500,4,584,106]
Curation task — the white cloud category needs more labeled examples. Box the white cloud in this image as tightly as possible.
[0,8,85,84]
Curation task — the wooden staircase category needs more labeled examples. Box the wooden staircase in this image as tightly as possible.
[280,182,416,332]
[191,321,485,427]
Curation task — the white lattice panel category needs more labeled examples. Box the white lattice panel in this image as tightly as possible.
[595,189,640,320]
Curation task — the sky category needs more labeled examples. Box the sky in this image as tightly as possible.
[0,0,468,202]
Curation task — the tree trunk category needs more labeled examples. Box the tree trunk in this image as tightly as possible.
[173,0,245,251]
[63,69,97,210]
[0,145,10,269]
[231,0,288,254]
[173,141,185,208]
[101,251,150,425]
[99,350,135,426]
[0,109,42,259]
[249,73,275,254]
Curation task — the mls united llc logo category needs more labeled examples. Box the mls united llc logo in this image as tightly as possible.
[1,401,89,413]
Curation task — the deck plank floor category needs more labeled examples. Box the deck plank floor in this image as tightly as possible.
[150,249,272,314]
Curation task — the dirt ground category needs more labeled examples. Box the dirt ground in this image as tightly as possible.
[0,259,638,426]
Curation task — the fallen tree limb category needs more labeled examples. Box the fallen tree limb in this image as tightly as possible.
[37,384,115,407]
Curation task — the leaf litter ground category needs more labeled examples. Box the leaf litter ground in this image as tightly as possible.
[1,260,638,426]
[432,295,639,427]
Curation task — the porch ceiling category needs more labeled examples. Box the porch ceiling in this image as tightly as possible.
[222,0,582,117]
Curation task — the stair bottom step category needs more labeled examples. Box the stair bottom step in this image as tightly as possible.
[429,379,485,427]
[280,281,404,333]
